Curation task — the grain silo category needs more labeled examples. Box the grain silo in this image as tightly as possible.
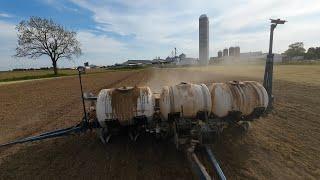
[199,14,209,65]
[223,48,228,56]
[235,46,240,57]
[229,47,235,56]
[218,51,222,58]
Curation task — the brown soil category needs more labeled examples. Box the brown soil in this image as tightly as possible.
[0,67,319,179]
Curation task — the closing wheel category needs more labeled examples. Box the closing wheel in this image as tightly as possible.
[97,127,111,144]
[239,121,250,133]
[129,130,140,142]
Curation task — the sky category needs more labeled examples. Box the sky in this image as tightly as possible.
[0,0,320,71]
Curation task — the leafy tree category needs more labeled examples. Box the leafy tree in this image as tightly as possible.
[15,17,81,75]
[305,47,316,59]
[284,42,306,58]
[305,47,320,60]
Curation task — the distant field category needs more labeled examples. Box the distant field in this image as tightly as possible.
[0,67,149,82]
[1,63,319,85]
[0,68,106,82]
[186,63,320,85]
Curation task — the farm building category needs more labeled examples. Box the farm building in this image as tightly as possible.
[177,53,198,66]
[122,60,152,66]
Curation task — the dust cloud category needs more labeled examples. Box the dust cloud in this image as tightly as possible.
[144,58,266,93]
[145,67,224,93]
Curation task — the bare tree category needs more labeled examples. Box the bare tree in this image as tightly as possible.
[15,17,81,75]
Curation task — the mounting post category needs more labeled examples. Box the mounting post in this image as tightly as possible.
[263,19,286,110]
[77,66,87,122]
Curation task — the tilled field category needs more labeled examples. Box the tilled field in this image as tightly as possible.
[0,67,319,179]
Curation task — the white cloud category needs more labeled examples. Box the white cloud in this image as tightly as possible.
[76,31,133,65]
[0,20,17,44]
[0,13,13,18]
[70,0,320,57]
[78,31,126,53]
[41,0,79,12]
[0,21,17,70]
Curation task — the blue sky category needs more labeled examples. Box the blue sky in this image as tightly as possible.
[0,0,320,70]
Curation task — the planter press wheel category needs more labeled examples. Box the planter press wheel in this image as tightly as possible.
[97,127,111,144]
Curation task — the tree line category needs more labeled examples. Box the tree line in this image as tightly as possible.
[284,42,320,60]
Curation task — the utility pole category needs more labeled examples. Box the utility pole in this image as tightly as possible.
[263,18,286,110]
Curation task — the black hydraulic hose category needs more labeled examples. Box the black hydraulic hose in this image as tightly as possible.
[205,145,226,180]
[190,152,211,180]
[0,126,82,147]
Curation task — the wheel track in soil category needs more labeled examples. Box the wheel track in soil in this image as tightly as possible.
[2,71,137,141]
[0,70,142,163]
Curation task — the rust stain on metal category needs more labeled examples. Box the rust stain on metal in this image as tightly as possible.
[177,83,194,97]
[177,83,195,116]
[227,81,266,116]
[209,83,221,115]
[227,81,251,115]
[227,81,241,112]
[209,81,267,118]
[110,86,149,124]
[210,84,217,114]
[245,81,260,108]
